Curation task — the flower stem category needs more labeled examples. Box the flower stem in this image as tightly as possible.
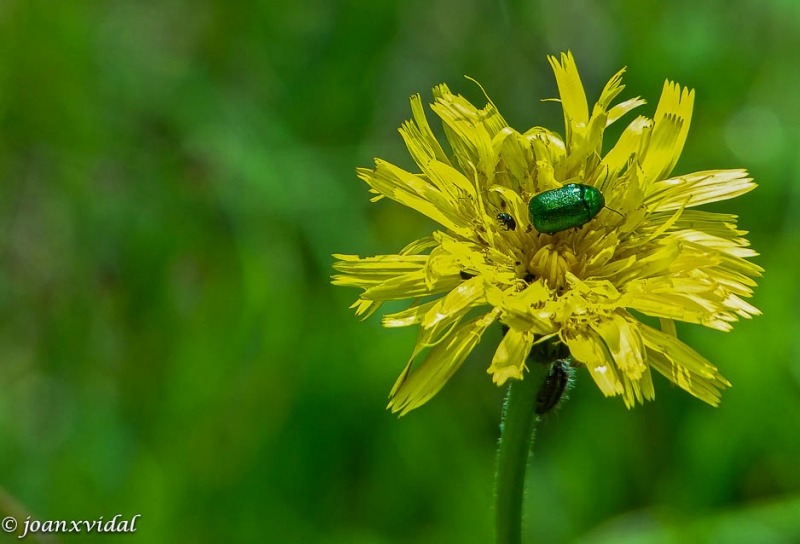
[494,349,554,544]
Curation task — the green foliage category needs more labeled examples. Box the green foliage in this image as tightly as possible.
[0,1,797,542]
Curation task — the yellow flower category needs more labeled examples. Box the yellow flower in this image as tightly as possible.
[332,52,762,416]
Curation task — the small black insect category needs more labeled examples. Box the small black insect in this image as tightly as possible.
[497,212,517,231]
[535,358,572,415]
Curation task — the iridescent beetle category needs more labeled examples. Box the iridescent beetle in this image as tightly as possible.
[528,183,610,234]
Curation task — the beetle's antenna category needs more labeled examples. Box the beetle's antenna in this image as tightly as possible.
[604,205,624,218]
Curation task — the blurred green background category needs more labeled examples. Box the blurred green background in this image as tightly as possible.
[0,0,797,542]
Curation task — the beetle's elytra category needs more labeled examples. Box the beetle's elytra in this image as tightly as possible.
[528,183,605,234]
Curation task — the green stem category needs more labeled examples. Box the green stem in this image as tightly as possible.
[494,352,553,544]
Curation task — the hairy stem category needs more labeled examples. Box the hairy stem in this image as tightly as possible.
[494,343,559,544]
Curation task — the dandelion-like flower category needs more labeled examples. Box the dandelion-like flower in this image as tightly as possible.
[332,52,762,416]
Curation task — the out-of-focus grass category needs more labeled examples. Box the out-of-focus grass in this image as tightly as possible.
[0,1,797,542]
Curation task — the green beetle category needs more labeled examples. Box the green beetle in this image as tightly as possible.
[528,183,606,234]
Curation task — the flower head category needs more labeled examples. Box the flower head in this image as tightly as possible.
[332,52,762,416]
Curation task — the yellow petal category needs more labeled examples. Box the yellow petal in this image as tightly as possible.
[601,115,652,180]
[561,327,624,397]
[388,311,498,416]
[357,161,472,237]
[609,242,682,285]
[526,127,567,169]
[620,367,656,407]
[590,313,646,379]
[596,66,627,111]
[382,299,439,328]
[430,84,504,182]
[331,254,428,288]
[641,324,730,406]
[405,93,451,165]
[646,169,756,212]
[557,107,607,181]
[495,128,535,193]
[548,51,589,149]
[659,318,678,337]
[361,270,460,301]
[426,160,477,199]
[348,298,382,320]
[416,277,487,347]
[607,97,647,127]
[486,281,557,334]
[623,278,736,331]
[488,328,535,385]
[641,81,694,183]
[672,210,748,240]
